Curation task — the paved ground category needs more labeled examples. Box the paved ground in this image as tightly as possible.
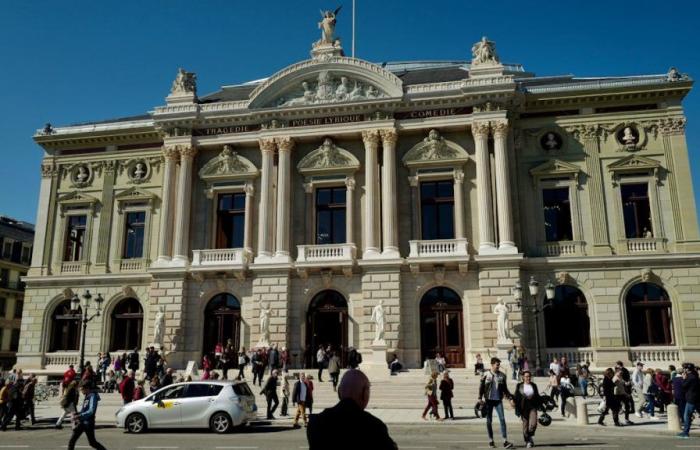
[0,422,698,450]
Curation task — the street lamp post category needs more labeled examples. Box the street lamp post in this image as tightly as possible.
[513,276,555,375]
[70,290,104,376]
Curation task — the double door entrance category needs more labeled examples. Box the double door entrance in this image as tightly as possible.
[202,294,241,356]
[306,290,348,367]
[420,287,465,368]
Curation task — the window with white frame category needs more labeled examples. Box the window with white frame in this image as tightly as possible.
[63,215,87,261]
[20,244,31,265]
[216,193,246,248]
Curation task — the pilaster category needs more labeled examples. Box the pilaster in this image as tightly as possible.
[454,169,466,239]
[273,137,294,262]
[345,176,356,245]
[243,183,255,255]
[93,161,117,273]
[30,160,59,276]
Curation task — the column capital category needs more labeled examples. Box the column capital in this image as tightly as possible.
[345,176,356,190]
[162,145,181,161]
[275,136,295,152]
[41,162,58,178]
[454,169,465,184]
[361,129,380,148]
[379,128,398,145]
[408,175,419,187]
[178,145,198,159]
[259,138,277,153]
[472,121,490,138]
[303,182,314,194]
[244,183,255,196]
[491,119,509,138]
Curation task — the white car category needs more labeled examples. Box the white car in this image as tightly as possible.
[116,381,257,434]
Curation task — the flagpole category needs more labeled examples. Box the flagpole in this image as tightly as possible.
[352,0,356,57]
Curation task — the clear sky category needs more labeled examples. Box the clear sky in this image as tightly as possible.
[0,0,698,225]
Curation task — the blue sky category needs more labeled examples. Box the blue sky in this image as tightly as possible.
[0,0,698,224]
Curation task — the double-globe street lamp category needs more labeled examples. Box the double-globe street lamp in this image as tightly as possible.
[70,290,104,376]
[512,276,556,375]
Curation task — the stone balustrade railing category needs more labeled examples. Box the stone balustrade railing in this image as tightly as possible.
[44,352,80,368]
[60,261,87,274]
[408,238,468,258]
[540,241,585,257]
[629,347,680,365]
[297,244,356,263]
[191,248,249,267]
[626,238,665,253]
[119,259,147,272]
[545,347,595,366]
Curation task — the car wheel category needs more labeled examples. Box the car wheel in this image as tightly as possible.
[210,412,232,434]
[126,413,147,434]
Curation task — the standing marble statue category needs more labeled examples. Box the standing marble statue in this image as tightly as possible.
[318,7,342,45]
[258,301,271,346]
[153,306,165,347]
[471,36,500,66]
[493,297,511,343]
[371,299,386,344]
[170,68,197,95]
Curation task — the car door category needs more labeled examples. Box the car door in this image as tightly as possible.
[146,384,186,428]
[180,383,222,427]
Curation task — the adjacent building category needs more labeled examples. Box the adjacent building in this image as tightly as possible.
[15,19,700,373]
[0,216,33,369]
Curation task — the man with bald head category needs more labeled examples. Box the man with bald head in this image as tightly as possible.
[306,369,397,450]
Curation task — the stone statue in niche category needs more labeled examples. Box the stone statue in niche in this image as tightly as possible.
[75,165,89,184]
[258,301,271,347]
[541,132,563,151]
[133,162,147,180]
[371,299,386,344]
[471,36,500,66]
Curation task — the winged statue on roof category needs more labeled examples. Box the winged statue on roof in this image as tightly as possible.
[318,6,342,45]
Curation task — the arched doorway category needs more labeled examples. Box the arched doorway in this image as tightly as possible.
[420,287,465,367]
[306,290,348,367]
[49,300,81,352]
[544,286,590,348]
[626,282,674,346]
[109,298,143,351]
[202,294,241,357]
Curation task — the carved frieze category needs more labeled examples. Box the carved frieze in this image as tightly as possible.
[275,71,387,107]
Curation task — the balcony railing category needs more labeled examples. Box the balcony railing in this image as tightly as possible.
[191,248,249,267]
[60,261,88,274]
[539,240,585,257]
[297,244,356,264]
[408,238,468,259]
[625,238,665,253]
[629,347,680,364]
[545,347,595,366]
[43,352,80,368]
[118,259,148,272]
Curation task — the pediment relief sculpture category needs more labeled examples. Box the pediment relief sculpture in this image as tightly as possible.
[275,71,387,107]
[402,129,469,168]
[198,145,258,182]
[297,138,360,175]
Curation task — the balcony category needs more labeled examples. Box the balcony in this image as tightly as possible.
[296,244,356,267]
[59,261,89,275]
[43,352,80,369]
[629,347,680,365]
[117,259,148,272]
[545,347,595,367]
[407,239,469,272]
[539,240,585,257]
[191,248,250,271]
[623,237,666,254]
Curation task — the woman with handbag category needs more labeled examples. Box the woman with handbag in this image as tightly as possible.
[598,368,621,426]
[514,371,542,448]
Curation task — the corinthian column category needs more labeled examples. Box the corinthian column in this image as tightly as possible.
[256,138,276,260]
[155,146,179,264]
[243,183,255,256]
[493,120,516,252]
[453,169,465,240]
[274,136,294,261]
[362,130,380,258]
[380,128,400,258]
[172,145,198,263]
[473,121,496,252]
[345,177,356,245]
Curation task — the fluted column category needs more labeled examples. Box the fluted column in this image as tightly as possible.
[256,138,276,260]
[243,183,255,256]
[172,145,197,262]
[493,120,516,251]
[155,146,179,264]
[380,128,399,257]
[453,169,465,239]
[362,130,380,258]
[274,137,294,261]
[345,177,356,245]
[473,121,496,252]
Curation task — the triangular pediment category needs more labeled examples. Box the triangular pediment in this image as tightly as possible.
[607,154,660,173]
[297,138,360,175]
[530,159,581,177]
[57,191,99,205]
[198,146,258,182]
[402,130,469,168]
[248,57,404,109]
[114,187,157,202]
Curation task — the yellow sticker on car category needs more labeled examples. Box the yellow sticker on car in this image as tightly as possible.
[156,400,174,409]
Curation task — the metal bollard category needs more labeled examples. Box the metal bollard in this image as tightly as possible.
[576,397,589,425]
[667,404,681,432]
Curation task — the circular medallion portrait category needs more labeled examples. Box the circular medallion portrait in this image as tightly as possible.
[616,125,639,147]
[540,132,563,151]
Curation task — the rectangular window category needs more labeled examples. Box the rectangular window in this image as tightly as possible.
[542,187,573,242]
[14,299,23,319]
[2,239,13,260]
[216,193,246,248]
[0,297,5,317]
[21,245,31,265]
[315,187,346,244]
[0,269,8,288]
[123,211,146,259]
[10,329,19,352]
[420,181,455,240]
[621,183,653,239]
[64,215,87,261]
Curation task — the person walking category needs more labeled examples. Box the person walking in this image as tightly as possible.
[672,369,686,428]
[281,346,290,373]
[632,361,645,417]
[559,371,575,417]
[612,368,631,425]
[62,364,77,390]
[119,370,135,405]
[597,368,621,426]
[281,376,290,416]
[328,352,341,391]
[252,349,264,386]
[514,371,542,448]
[508,347,519,381]
[422,372,440,420]
[307,369,397,450]
[67,381,106,450]
[642,368,659,420]
[127,348,139,372]
[475,353,485,376]
[0,379,24,431]
[347,347,362,369]
[22,374,37,425]
[0,379,8,424]
[292,373,311,428]
[305,375,315,415]
[237,347,248,380]
[615,361,634,423]
[547,370,560,402]
[56,380,79,429]
[316,346,326,382]
[678,363,700,439]
[577,363,590,399]
[478,357,515,449]
[261,370,280,420]
[439,371,454,420]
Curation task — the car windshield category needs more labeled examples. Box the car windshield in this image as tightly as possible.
[232,382,253,397]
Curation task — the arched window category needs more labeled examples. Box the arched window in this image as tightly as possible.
[544,286,590,347]
[626,283,673,346]
[50,300,81,352]
[110,298,143,351]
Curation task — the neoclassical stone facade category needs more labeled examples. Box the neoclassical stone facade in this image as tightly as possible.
[17,25,700,373]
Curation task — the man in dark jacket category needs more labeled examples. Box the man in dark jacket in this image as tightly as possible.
[478,357,515,449]
[160,368,174,388]
[119,370,135,405]
[67,381,106,450]
[679,364,700,438]
[347,347,362,369]
[261,370,280,420]
[128,348,139,372]
[307,369,396,450]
